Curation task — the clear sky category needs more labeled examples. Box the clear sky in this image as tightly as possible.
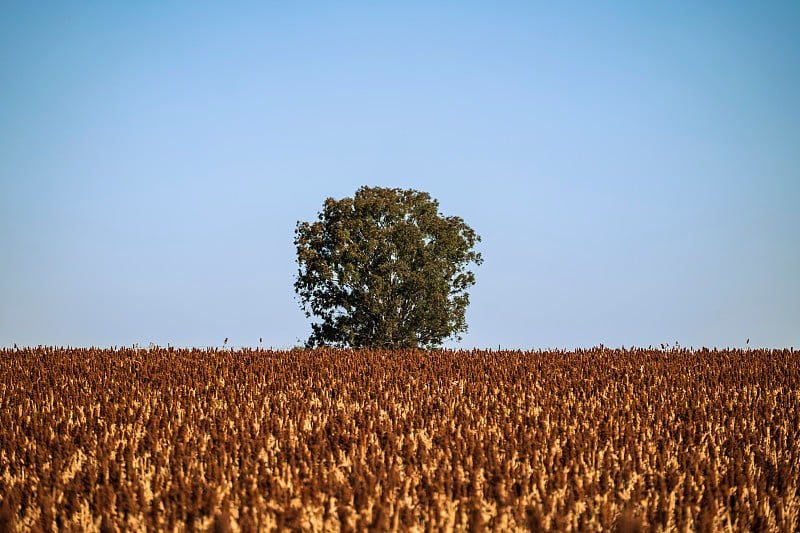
[1,2,798,350]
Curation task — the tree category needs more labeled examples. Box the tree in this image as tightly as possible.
[294,186,482,349]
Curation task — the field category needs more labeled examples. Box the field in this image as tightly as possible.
[0,346,798,532]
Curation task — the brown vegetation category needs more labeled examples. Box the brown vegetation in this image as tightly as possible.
[0,346,798,531]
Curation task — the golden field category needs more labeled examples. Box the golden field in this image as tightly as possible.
[0,346,798,532]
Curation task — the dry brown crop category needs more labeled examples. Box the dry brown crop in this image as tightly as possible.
[0,346,798,531]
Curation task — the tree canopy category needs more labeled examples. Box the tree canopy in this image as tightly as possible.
[294,186,482,349]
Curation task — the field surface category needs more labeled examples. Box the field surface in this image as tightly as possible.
[0,347,798,532]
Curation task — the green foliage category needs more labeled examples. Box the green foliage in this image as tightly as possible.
[294,186,482,348]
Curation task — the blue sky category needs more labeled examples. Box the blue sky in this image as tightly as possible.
[1,2,798,349]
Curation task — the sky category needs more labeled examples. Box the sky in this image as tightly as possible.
[1,2,798,350]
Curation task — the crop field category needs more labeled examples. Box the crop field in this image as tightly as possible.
[0,347,798,532]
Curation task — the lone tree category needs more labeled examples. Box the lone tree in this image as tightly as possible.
[294,186,482,348]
